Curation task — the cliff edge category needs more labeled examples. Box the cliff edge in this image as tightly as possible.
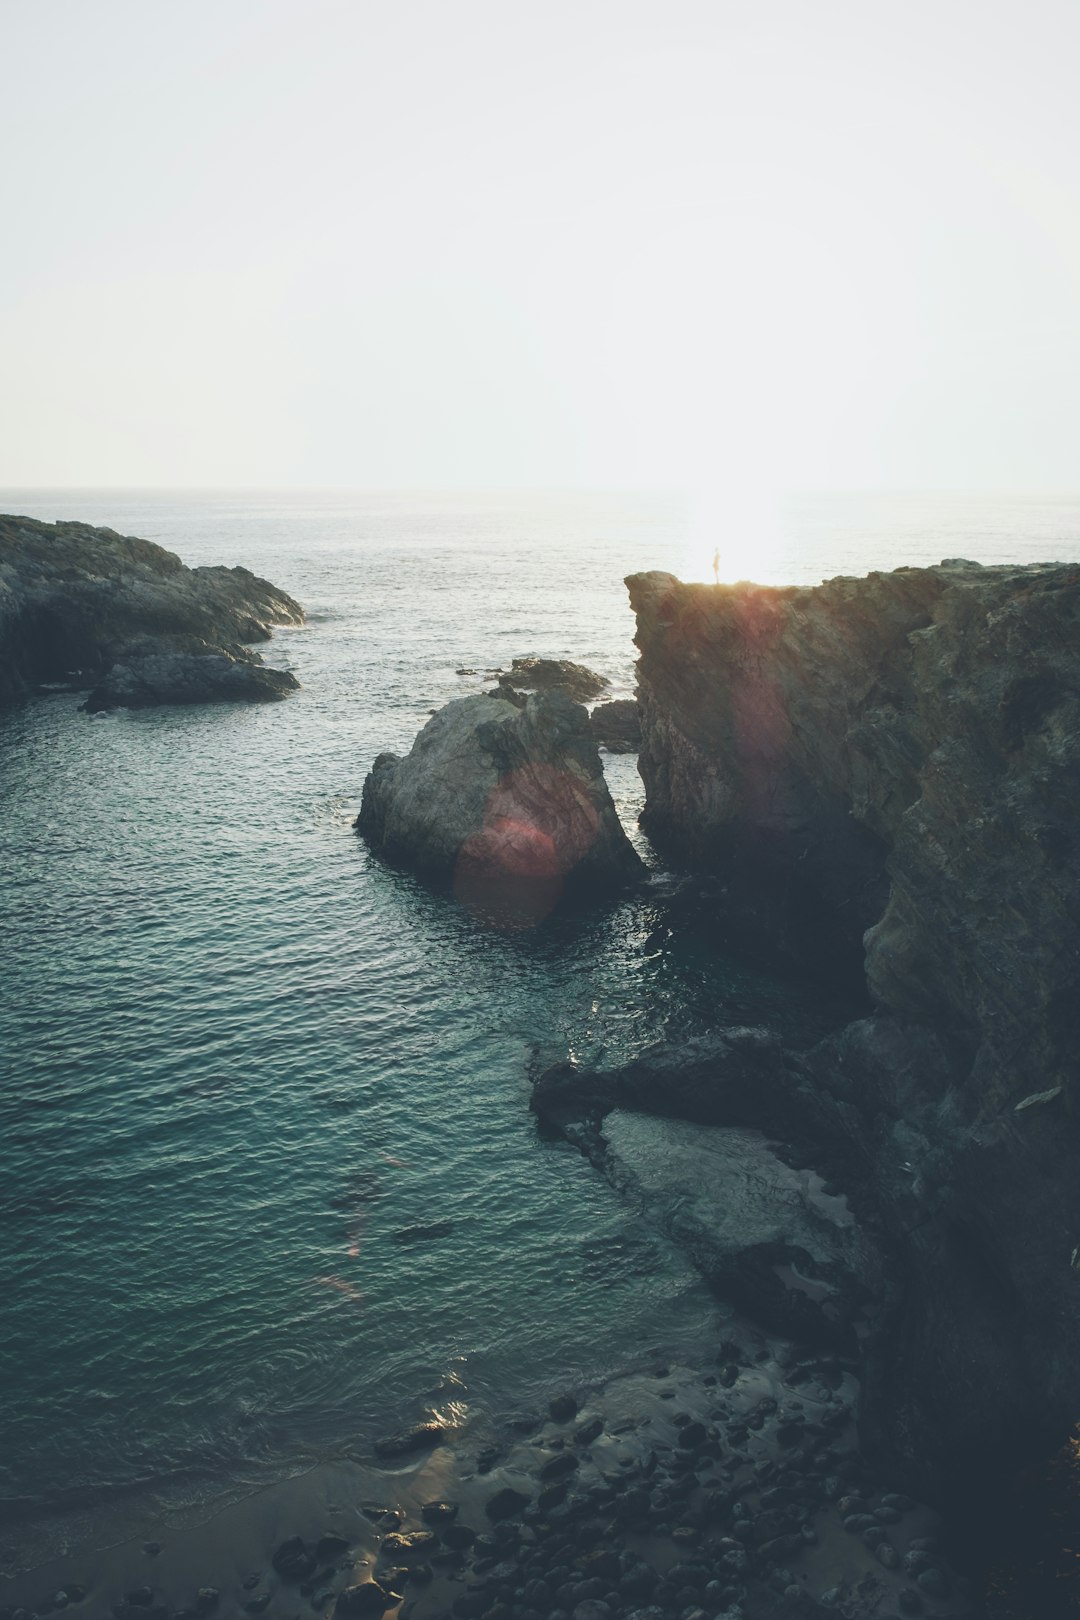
[626,561,1080,1491]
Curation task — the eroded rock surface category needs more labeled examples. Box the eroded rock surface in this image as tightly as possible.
[624,561,1080,1494]
[0,513,303,707]
[357,691,641,917]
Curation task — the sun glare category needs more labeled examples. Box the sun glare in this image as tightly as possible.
[676,486,791,587]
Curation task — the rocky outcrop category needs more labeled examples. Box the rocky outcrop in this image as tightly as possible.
[496,656,609,704]
[624,562,1080,1495]
[0,514,303,708]
[589,697,641,752]
[357,691,641,921]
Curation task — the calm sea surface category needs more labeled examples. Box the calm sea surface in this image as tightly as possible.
[2,488,1079,1562]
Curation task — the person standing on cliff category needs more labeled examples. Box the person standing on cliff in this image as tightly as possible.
[712,548,720,584]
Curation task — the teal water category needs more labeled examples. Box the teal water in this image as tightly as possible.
[2,488,1079,1559]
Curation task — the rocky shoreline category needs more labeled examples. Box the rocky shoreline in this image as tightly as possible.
[0,515,303,710]
[0,1334,974,1620]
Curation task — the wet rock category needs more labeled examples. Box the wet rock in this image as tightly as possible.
[420,1501,458,1525]
[124,1593,153,1610]
[336,1582,397,1616]
[540,1452,579,1482]
[549,1393,579,1423]
[485,1487,531,1522]
[316,1534,351,1561]
[195,1591,219,1612]
[440,1523,477,1550]
[381,1531,436,1558]
[373,1421,445,1458]
[273,1536,317,1582]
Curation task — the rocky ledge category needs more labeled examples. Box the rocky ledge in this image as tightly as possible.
[611,562,1080,1499]
[0,514,303,709]
[357,691,641,921]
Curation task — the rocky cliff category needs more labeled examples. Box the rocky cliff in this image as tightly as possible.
[0,514,304,708]
[622,562,1080,1495]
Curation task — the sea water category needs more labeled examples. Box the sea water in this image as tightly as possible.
[2,488,1078,1563]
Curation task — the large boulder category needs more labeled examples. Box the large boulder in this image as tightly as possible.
[357,691,641,920]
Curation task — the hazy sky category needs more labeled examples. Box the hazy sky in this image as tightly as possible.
[3,0,1080,492]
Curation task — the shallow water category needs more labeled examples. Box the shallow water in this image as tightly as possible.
[2,487,1079,1563]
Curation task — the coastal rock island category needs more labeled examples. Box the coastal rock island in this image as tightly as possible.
[616,561,1080,1492]
[358,690,641,919]
[0,513,304,709]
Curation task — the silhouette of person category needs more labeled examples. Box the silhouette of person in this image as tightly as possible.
[712,548,720,584]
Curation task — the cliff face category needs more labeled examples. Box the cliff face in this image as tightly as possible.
[0,514,304,707]
[627,562,1080,1490]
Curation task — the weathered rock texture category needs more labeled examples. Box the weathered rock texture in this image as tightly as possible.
[357,692,641,917]
[0,514,303,708]
[624,562,1080,1494]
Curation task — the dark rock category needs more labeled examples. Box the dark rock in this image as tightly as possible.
[420,1501,459,1525]
[373,1421,444,1458]
[540,1452,579,1482]
[627,561,1080,1491]
[439,1523,476,1550]
[336,1583,397,1616]
[83,639,298,711]
[497,658,609,704]
[589,699,641,753]
[315,1534,351,1561]
[485,1487,531,1522]
[381,1531,436,1557]
[549,1393,579,1423]
[272,1536,317,1582]
[574,1417,603,1446]
[124,1594,153,1610]
[242,1597,270,1615]
[0,514,303,709]
[195,1591,219,1612]
[357,692,641,914]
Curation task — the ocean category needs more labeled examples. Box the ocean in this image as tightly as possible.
[2,487,1079,1570]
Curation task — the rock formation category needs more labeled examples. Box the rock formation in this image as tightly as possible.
[613,562,1080,1496]
[0,513,303,708]
[496,656,609,704]
[357,691,641,921]
[589,697,641,752]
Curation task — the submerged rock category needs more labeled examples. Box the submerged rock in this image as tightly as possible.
[357,691,641,920]
[497,656,608,703]
[0,513,303,708]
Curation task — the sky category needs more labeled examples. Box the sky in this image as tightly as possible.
[3,0,1080,494]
